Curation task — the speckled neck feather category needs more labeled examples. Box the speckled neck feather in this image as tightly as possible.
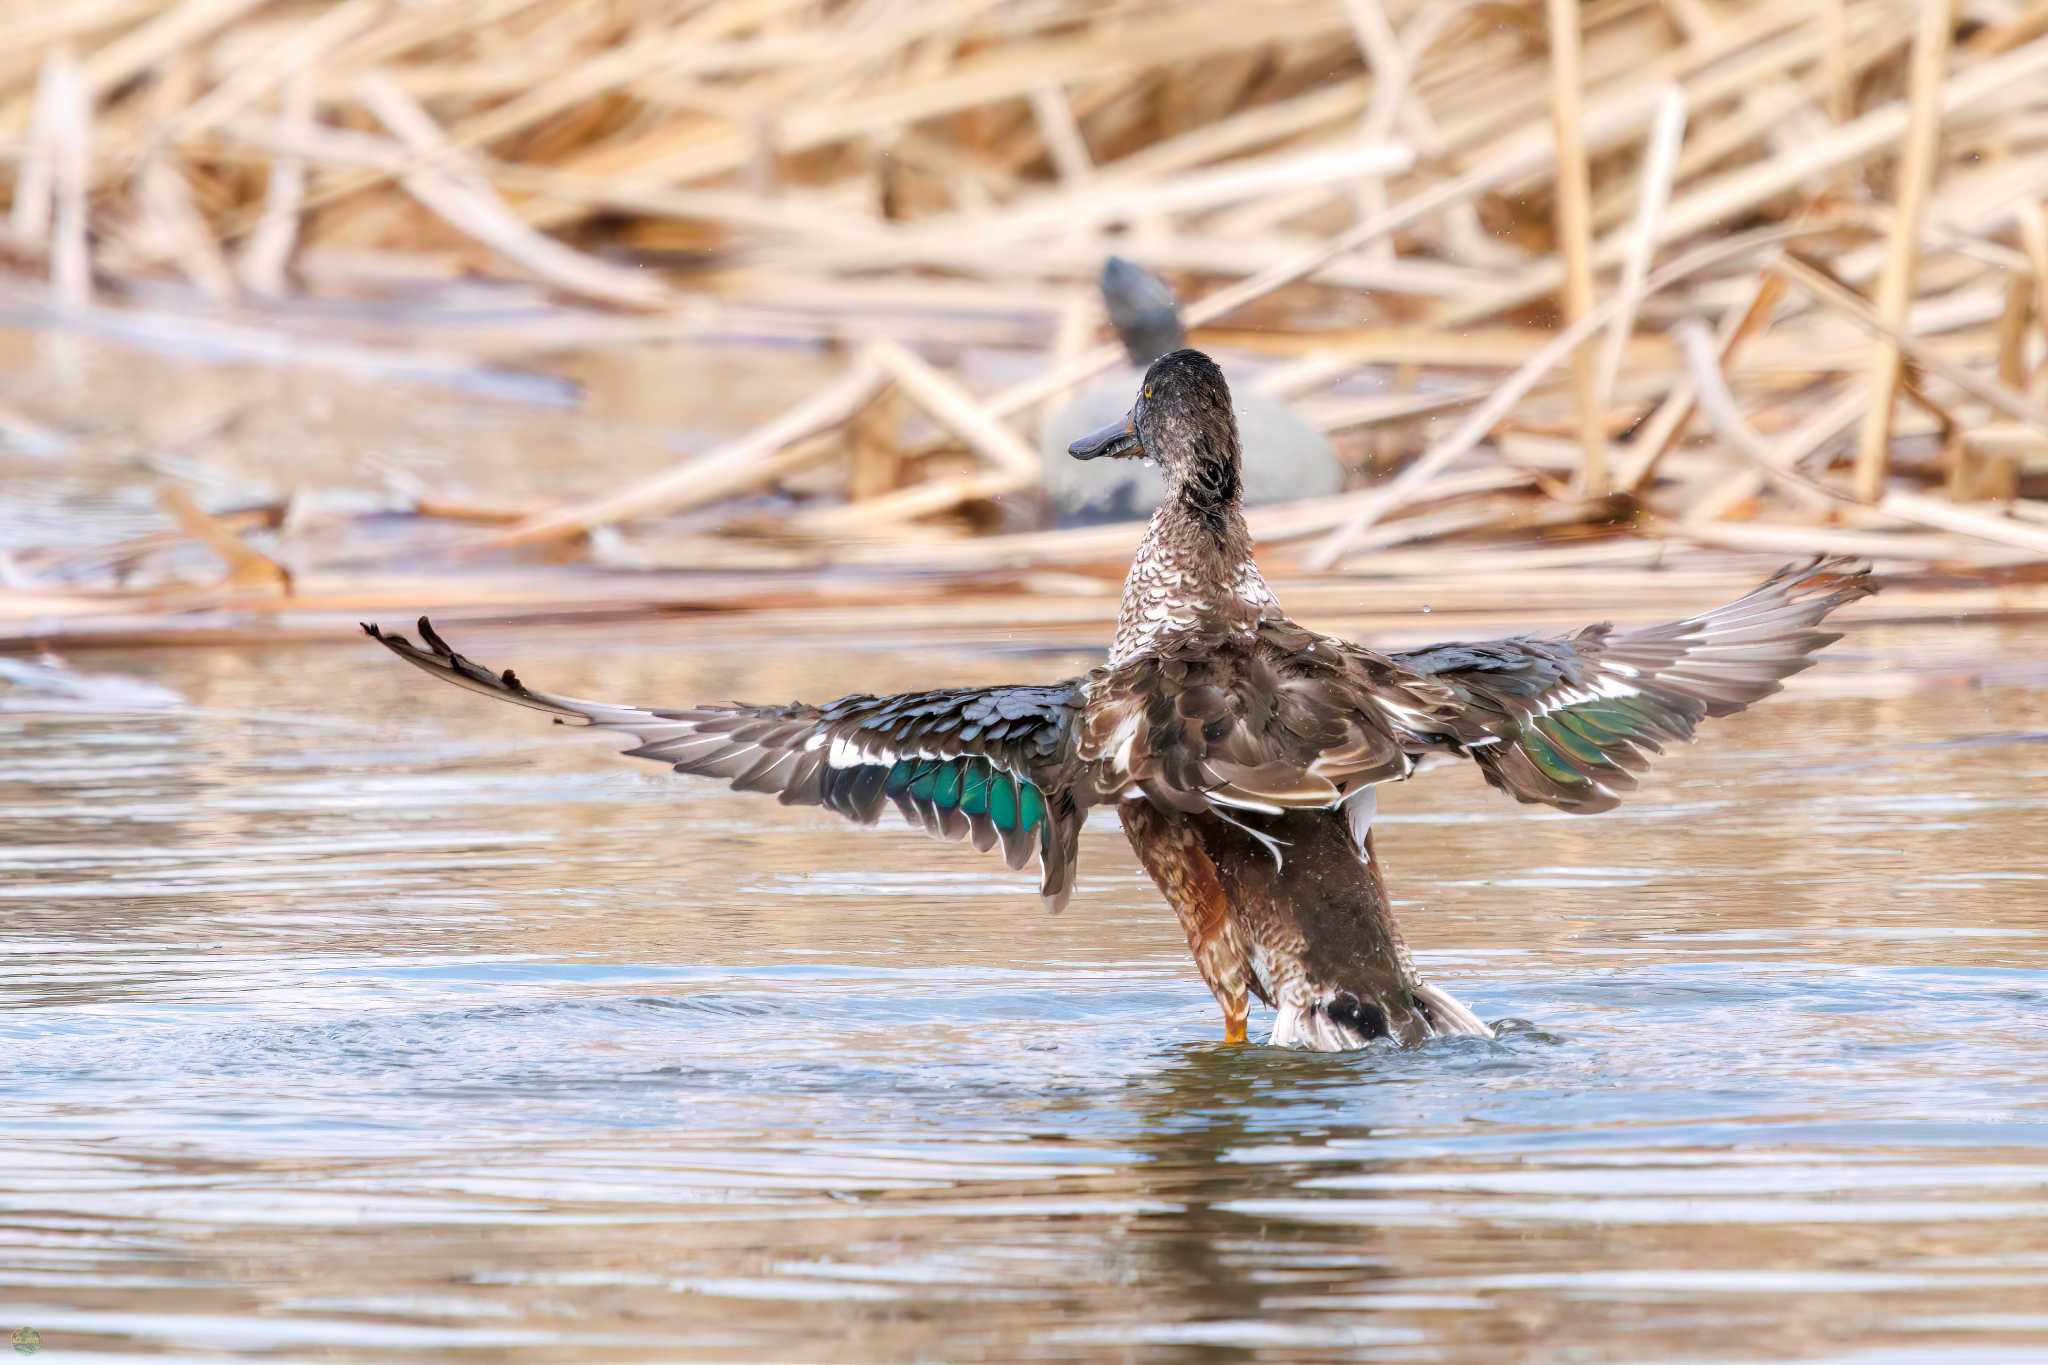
[1109,391,1275,666]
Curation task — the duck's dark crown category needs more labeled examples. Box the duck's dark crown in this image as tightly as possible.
[1138,350,1240,530]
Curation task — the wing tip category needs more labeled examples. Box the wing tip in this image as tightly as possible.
[1777,554,1878,608]
[363,614,569,720]
[417,614,453,657]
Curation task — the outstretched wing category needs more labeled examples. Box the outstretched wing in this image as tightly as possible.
[1391,557,1875,813]
[364,619,1089,910]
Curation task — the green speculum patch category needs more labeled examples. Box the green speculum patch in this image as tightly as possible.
[884,756,1046,833]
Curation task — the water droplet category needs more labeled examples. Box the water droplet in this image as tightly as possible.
[1422,605,1433,614]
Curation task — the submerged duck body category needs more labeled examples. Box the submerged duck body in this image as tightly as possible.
[370,349,1874,1051]
[1041,258,1342,526]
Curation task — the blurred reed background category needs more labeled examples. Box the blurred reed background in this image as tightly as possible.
[3,0,2048,648]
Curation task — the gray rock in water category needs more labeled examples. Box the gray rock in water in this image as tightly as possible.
[1039,257,1343,526]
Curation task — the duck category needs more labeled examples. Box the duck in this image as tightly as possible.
[367,348,1874,1051]
[1039,257,1344,526]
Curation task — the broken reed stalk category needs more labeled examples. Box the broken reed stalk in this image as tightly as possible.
[867,340,1040,481]
[1675,321,1848,519]
[1777,252,2048,437]
[1307,221,1853,568]
[1614,269,1786,495]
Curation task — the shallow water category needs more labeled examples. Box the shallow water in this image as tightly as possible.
[4,631,2047,1362]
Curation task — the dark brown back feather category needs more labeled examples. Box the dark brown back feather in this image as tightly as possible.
[1079,620,1455,814]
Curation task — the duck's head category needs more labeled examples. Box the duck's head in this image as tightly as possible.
[1067,349,1239,510]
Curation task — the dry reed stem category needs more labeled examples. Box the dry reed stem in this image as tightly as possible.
[152,0,380,149]
[1544,0,1607,496]
[45,51,91,309]
[1824,0,1854,124]
[868,341,1040,481]
[796,469,1035,534]
[135,153,235,300]
[1779,251,2048,436]
[977,82,1667,428]
[235,69,309,293]
[1440,33,2048,327]
[0,0,269,135]
[1027,86,1094,185]
[356,74,670,310]
[11,54,63,246]
[1309,222,1849,567]
[1686,383,1867,525]
[158,486,292,593]
[1615,271,1785,494]
[910,139,1418,249]
[1661,518,2034,564]
[1853,0,1956,500]
[479,356,889,550]
[1881,487,2048,554]
[1995,274,2033,388]
[1675,320,1848,518]
[1593,86,1686,420]
[1338,0,1419,260]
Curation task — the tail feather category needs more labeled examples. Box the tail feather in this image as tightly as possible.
[1270,981,1495,1050]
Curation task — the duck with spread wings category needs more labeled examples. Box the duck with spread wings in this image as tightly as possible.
[368,348,1873,1051]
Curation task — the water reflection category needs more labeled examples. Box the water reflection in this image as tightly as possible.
[2,633,2046,1360]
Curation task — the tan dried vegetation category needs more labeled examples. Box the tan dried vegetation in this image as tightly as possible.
[3,0,2047,646]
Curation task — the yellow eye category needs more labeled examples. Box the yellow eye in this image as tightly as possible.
[1143,387,1153,398]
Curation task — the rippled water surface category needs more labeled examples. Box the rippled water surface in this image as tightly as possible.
[5,629,2047,1361]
